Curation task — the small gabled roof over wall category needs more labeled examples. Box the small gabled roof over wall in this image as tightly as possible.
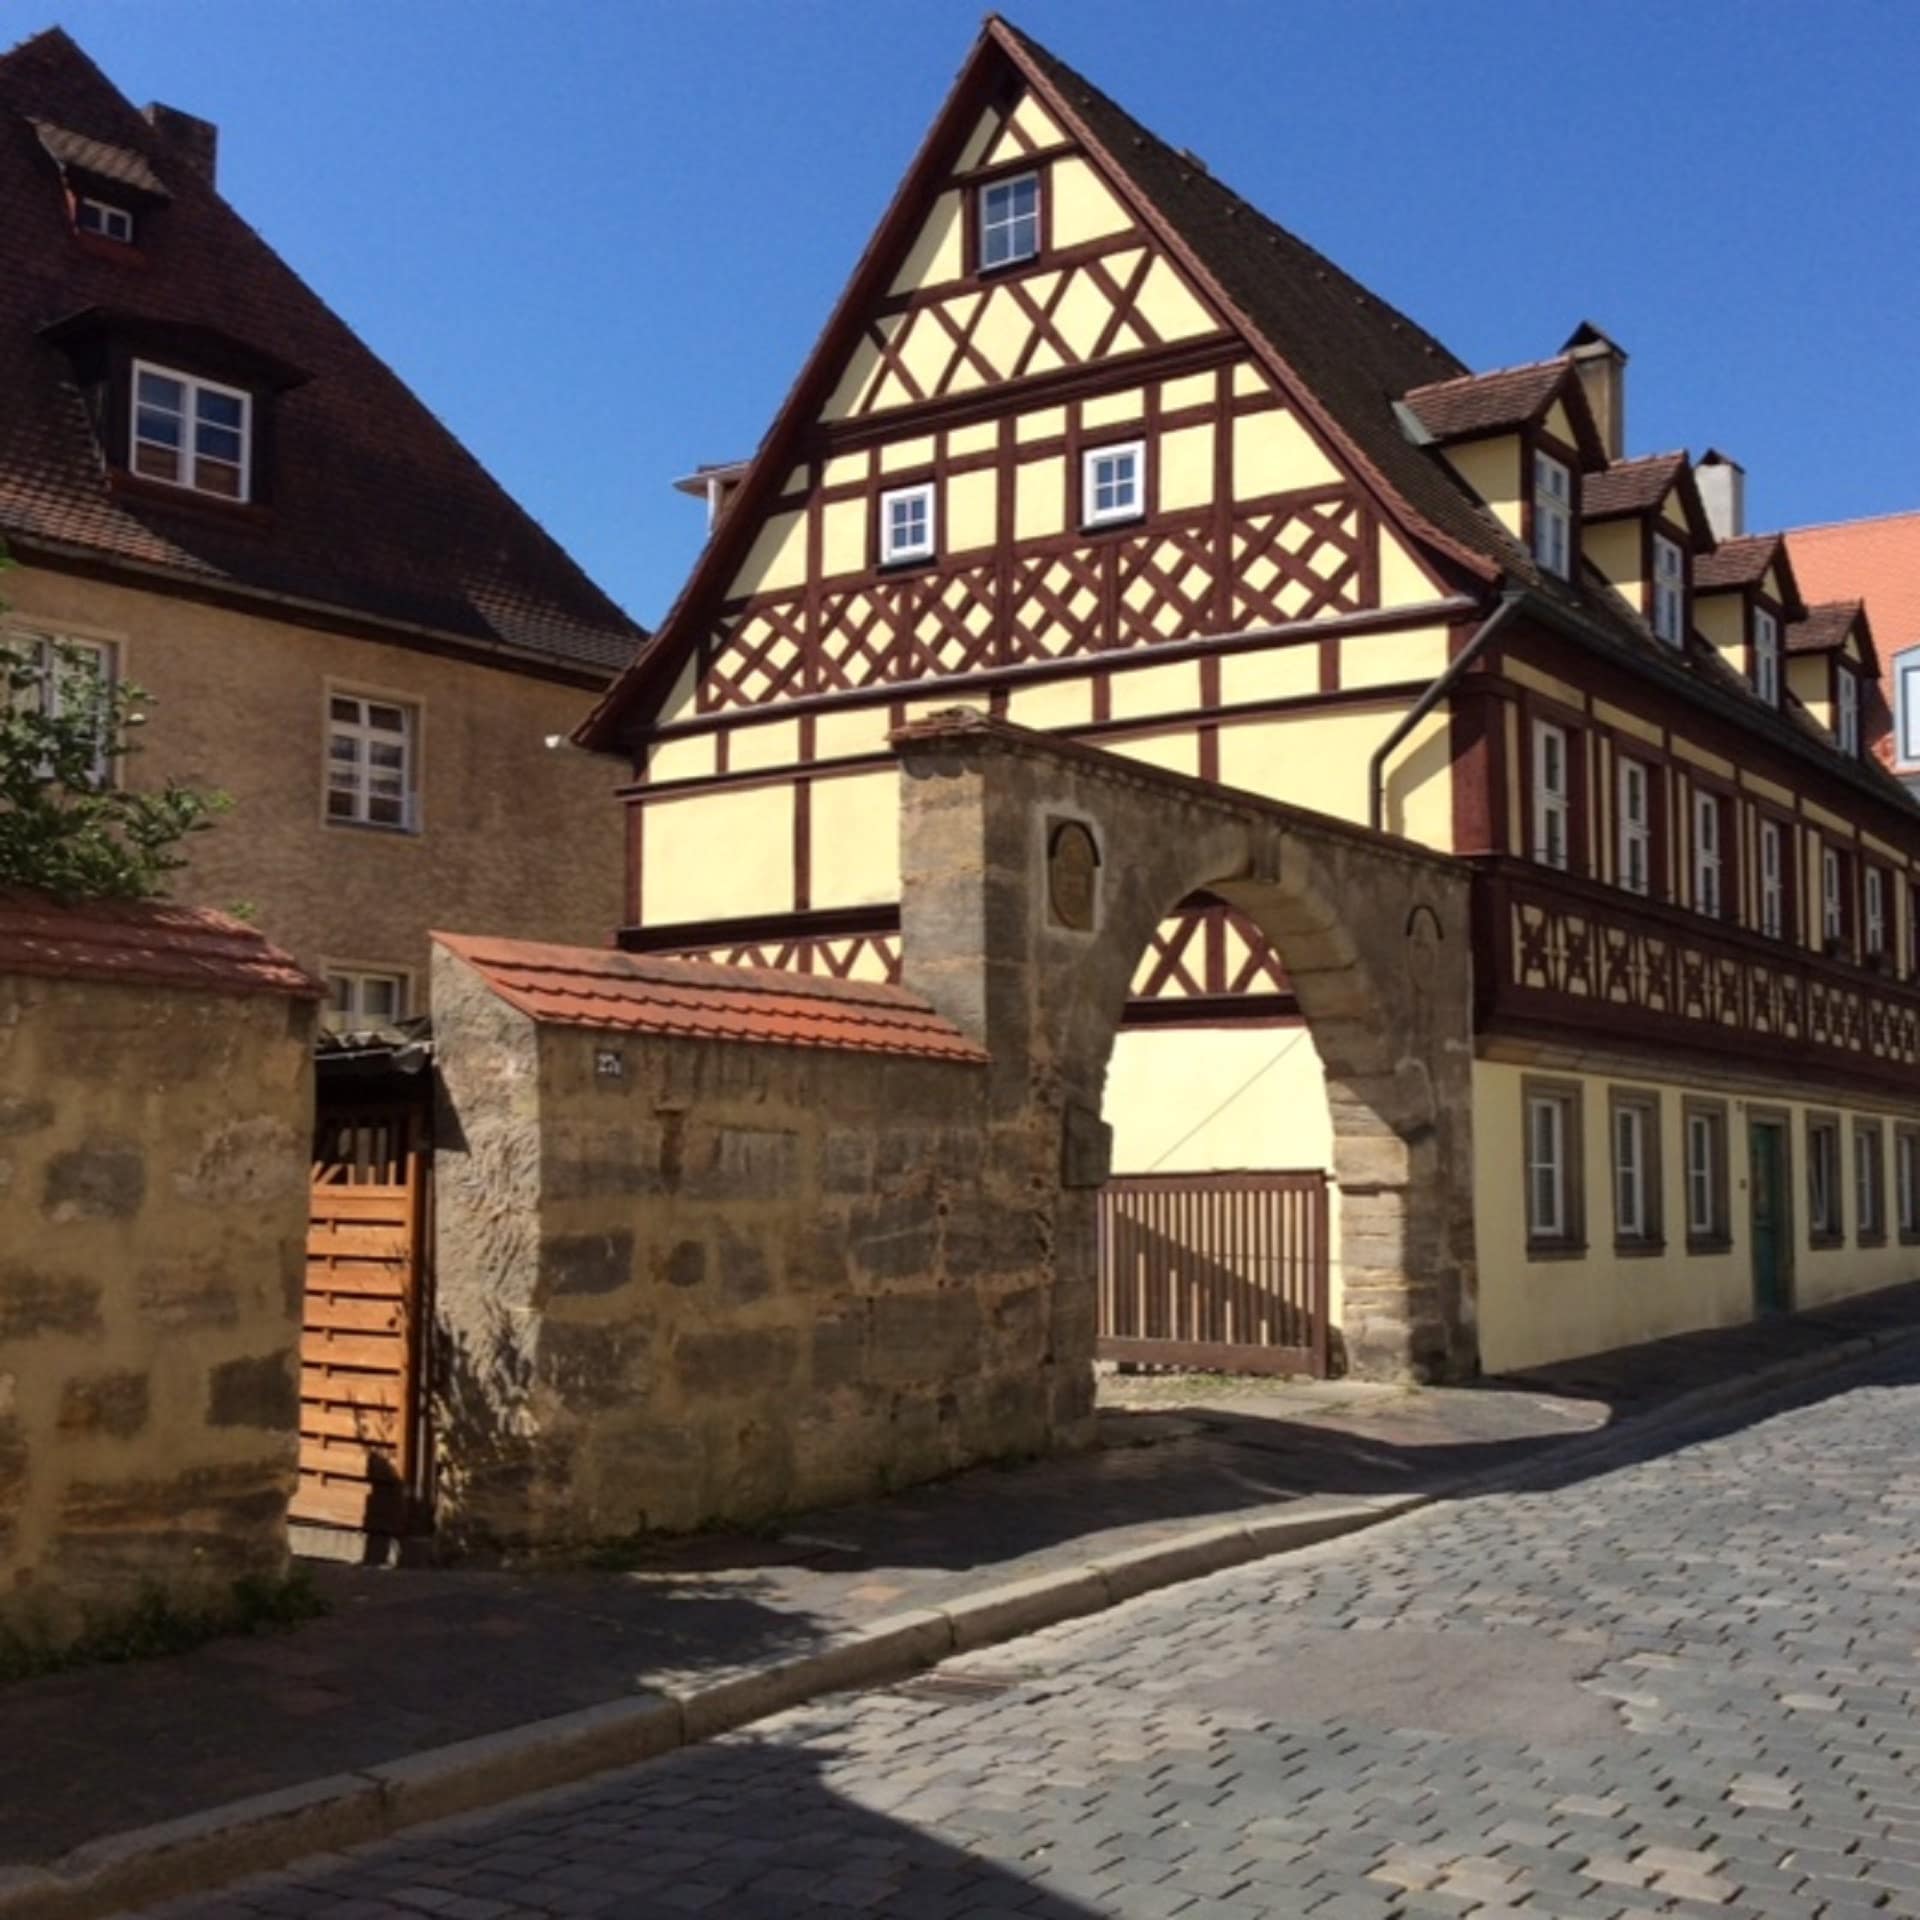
[434,933,985,1062]
[0,888,319,997]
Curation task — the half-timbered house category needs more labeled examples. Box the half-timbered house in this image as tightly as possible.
[576,18,1920,1374]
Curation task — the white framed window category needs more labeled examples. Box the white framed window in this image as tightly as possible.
[1753,607,1781,707]
[1685,1108,1722,1242]
[76,196,134,243]
[979,172,1040,270]
[1809,1118,1841,1240]
[326,691,418,831]
[1651,533,1686,646]
[1822,845,1845,946]
[1866,867,1887,958]
[879,483,935,565]
[1616,757,1651,896]
[1082,442,1144,528]
[4,632,118,785]
[1532,452,1573,579]
[1857,1125,1885,1240]
[1835,666,1860,756]
[1613,1099,1653,1241]
[1899,656,1920,764]
[131,360,250,500]
[1691,789,1722,918]
[1759,819,1786,940]
[1525,1081,1581,1249]
[322,968,409,1032]
[1897,1129,1919,1238]
[1532,721,1571,871]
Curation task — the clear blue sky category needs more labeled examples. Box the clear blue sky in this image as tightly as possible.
[40,0,1920,630]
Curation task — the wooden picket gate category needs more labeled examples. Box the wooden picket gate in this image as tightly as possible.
[1097,1170,1330,1377]
[293,1104,431,1536]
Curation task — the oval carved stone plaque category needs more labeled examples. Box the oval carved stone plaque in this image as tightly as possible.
[1047,820,1100,931]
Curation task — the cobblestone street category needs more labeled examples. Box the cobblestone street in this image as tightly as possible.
[148,1347,1920,1918]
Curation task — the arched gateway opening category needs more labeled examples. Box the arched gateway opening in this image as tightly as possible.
[894,710,1477,1393]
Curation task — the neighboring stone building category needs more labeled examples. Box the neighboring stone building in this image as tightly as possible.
[573,19,1920,1375]
[0,28,644,1021]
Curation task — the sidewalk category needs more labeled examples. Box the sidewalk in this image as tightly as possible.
[8,1283,1919,1912]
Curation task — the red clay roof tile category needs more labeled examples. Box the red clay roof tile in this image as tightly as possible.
[1790,512,1920,660]
[1402,360,1573,442]
[1583,452,1688,521]
[0,888,320,998]
[435,933,987,1063]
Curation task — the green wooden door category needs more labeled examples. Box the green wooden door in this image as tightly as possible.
[1750,1121,1790,1315]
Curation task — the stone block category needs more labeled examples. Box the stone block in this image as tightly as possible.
[681,1126,800,1202]
[0,1093,52,1136]
[674,1326,801,1397]
[42,1143,145,1221]
[59,1367,152,1439]
[850,1191,939,1283]
[717,1229,772,1305]
[536,1320,651,1412]
[811,1310,869,1390]
[207,1351,297,1431]
[540,1229,634,1299]
[870,1290,982,1383]
[0,1266,103,1340]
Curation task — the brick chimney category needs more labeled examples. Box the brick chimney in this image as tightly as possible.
[143,103,218,188]
[1695,449,1746,542]
[1563,322,1627,462]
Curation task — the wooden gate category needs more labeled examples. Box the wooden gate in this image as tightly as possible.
[1097,1170,1330,1376]
[294,1103,430,1535]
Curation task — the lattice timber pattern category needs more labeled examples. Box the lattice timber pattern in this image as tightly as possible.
[696,492,1369,711]
[1097,1171,1331,1377]
[295,1163,427,1535]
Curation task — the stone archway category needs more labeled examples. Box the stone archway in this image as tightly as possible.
[893,710,1476,1389]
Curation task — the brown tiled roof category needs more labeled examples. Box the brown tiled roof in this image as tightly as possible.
[1693,533,1781,592]
[1584,452,1688,520]
[1787,601,1865,656]
[30,117,166,195]
[1402,360,1572,443]
[0,888,320,997]
[1790,511,1920,659]
[434,933,987,1062]
[0,28,643,676]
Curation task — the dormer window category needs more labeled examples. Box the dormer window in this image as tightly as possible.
[75,196,134,243]
[1532,452,1572,579]
[1651,533,1685,646]
[1835,665,1860,756]
[1753,606,1781,706]
[979,173,1040,270]
[132,362,250,501]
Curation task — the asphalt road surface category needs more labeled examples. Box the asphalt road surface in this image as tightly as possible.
[145,1345,1920,1918]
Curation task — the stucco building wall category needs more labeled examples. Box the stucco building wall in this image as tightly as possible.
[5,562,624,1004]
[0,961,315,1633]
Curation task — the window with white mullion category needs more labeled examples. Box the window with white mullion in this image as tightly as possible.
[1527,1095,1567,1239]
[1616,757,1651,896]
[326,693,417,831]
[1898,1131,1919,1238]
[1691,789,1723,918]
[1759,819,1786,940]
[1686,1112,1717,1239]
[1532,453,1573,579]
[1835,666,1860,756]
[76,196,134,242]
[979,172,1040,269]
[1614,1103,1649,1240]
[1753,607,1781,707]
[1822,845,1845,947]
[879,483,936,565]
[1532,721,1571,871]
[131,360,250,501]
[1651,534,1686,646]
[1082,442,1144,527]
[6,632,117,785]
[1866,867,1887,958]
[322,969,409,1030]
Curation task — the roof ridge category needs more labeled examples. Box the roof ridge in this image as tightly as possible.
[1789,507,1920,538]
[1403,354,1573,398]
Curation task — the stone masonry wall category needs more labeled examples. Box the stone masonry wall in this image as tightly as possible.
[0,972,315,1635]
[431,949,1062,1550]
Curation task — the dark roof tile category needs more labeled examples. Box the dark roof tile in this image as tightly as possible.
[1403,360,1573,442]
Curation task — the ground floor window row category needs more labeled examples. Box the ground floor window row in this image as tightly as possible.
[1522,1078,1920,1259]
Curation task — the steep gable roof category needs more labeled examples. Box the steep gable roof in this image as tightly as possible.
[1583,452,1685,520]
[1788,599,1878,673]
[1403,359,1582,444]
[0,27,643,678]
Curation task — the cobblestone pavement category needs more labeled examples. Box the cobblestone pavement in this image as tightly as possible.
[144,1346,1920,1918]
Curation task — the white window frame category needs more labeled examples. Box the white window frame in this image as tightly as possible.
[1614,1101,1650,1241]
[878,483,936,565]
[1082,441,1144,529]
[979,171,1040,270]
[1759,819,1786,940]
[1899,655,1920,764]
[1651,533,1686,647]
[1898,1130,1919,1237]
[1616,756,1651,896]
[1809,1120,1841,1239]
[1835,665,1860,756]
[1527,1092,1570,1241]
[1691,789,1722,918]
[1532,721,1571,871]
[5,631,118,786]
[1753,607,1781,707]
[1686,1111,1718,1240]
[322,967,411,1032]
[1857,1127,1882,1239]
[76,195,134,243]
[1866,866,1887,958]
[130,358,252,502]
[1822,845,1845,946]
[1532,452,1573,579]
[326,688,420,833]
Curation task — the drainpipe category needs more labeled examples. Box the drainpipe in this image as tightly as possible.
[1368,589,1527,834]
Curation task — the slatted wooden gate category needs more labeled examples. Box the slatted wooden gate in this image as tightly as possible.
[294,1107,430,1535]
[1097,1170,1330,1377]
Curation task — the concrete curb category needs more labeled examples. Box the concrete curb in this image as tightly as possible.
[6,1325,1913,1920]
